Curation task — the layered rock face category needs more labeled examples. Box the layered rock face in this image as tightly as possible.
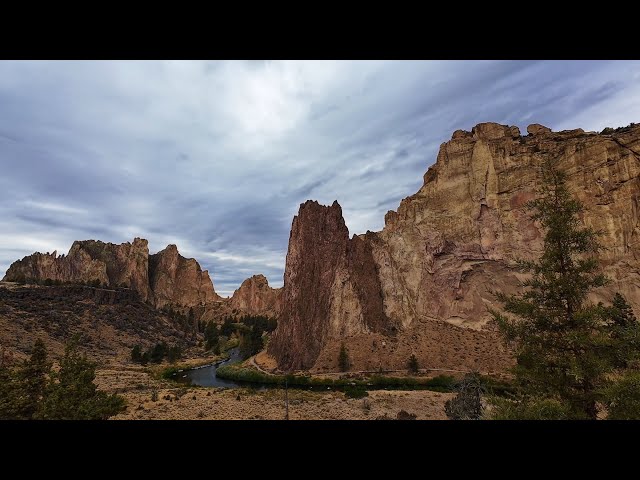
[149,244,221,309]
[4,238,152,301]
[229,274,282,316]
[270,122,640,372]
[4,238,280,319]
[3,239,221,308]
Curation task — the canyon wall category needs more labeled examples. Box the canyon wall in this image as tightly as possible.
[269,122,640,372]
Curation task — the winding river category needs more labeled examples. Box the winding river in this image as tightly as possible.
[172,348,244,388]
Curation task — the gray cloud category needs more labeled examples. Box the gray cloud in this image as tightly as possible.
[1,60,640,296]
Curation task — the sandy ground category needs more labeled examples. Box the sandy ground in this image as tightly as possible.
[96,366,454,420]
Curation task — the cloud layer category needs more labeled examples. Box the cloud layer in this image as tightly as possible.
[1,60,639,296]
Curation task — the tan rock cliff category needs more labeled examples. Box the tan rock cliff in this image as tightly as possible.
[149,244,221,309]
[3,239,223,309]
[270,122,640,372]
[228,274,281,316]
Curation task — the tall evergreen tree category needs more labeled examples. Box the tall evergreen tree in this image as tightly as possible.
[131,344,142,363]
[407,354,419,374]
[492,162,640,419]
[39,339,125,420]
[14,338,51,419]
[338,343,350,372]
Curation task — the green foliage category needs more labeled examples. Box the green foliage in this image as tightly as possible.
[0,339,51,419]
[215,364,456,392]
[604,372,640,420]
[344,386,369,399]
[39,339,126,420]
[150,342,168,363]
[204,321,219,351]
[131,342,181,364]
[220,317,235,337]
[338,343,349,372]
[491,162,640,419]
[489,396,574,420]
[131,345,142,363]
[444,372,485,420]
[238,314,277,333]
[408,354,419,374]
[0,338,125,420]
[166,345,182,363]
[239,323,264,360]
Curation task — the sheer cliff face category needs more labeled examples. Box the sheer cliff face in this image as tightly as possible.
[149,244,221,309]
[229,274,281,316]
[268,201,392,370]
[3,239,221,308]
[271,122,640,372]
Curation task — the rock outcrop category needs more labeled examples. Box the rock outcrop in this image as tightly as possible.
[228,274,281,316]
[4,238,152,301]
[4,238,283,320]
[149,244,221,309]
[3,239,222,308]
[269,201,394,370]
[270,122,640,372]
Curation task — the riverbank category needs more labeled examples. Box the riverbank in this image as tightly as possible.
[95,364,454,419]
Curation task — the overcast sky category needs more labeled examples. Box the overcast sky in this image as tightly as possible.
[1,60,640,296]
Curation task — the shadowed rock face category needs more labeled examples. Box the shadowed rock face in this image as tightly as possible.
[268,201,393,371]
[271,122,640,372]
[229,274,281,316]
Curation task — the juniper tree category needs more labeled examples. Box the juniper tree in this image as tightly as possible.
[14,338,51,418]
[38,338,126,420]
[491,162,640,419]
[408,354,419,374]
[338,343,350,372]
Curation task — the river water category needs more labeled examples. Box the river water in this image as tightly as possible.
[172,348,244,388]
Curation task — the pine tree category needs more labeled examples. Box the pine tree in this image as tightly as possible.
[491,162,640,419]
[131,345,142,363]
[0,362,18,419]
[407,354,419,374]
[338,343,349,372]
[204,321,219,351]
[39,339,126,420]
[14,338,51,419]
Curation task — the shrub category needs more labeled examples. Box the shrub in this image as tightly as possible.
[444,372,486,420]
[344,386,368,399]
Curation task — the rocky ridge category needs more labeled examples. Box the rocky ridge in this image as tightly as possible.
[3,240,275,318]
[269,122,640,372]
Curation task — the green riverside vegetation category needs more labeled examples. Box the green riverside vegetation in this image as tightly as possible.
[215,363,457,392]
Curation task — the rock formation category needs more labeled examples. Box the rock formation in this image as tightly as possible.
[149,244,221,309]
[270,122,640,372]
[3,238,152,301]
[229,274,281,316]
[3,239,221,309]
[4,239,278,320]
